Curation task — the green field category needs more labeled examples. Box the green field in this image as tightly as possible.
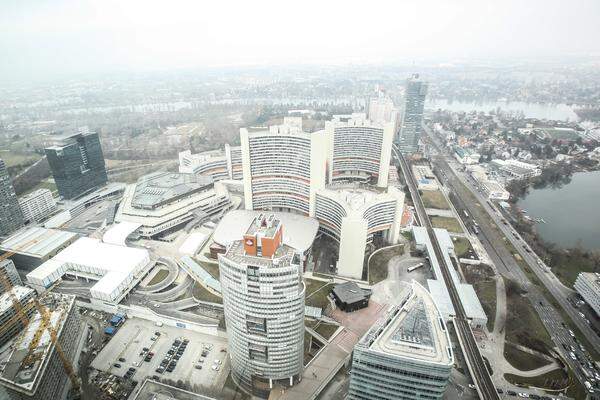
[192,282,222,304]
[452,237,473,258]
[195,258,220,279]
[147,269,169,286]
[368,244,404,285]
[430,216,463,233]
[305,279,333,309]
[306,320,339,341]
[504,343,551,371]
[504,368,569,390]
[420,190,450,210]
[462,264,496,331]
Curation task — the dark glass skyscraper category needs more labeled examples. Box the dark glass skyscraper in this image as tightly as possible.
[0,159,24,237]
[45,129,108,200]
[397,74,428,153]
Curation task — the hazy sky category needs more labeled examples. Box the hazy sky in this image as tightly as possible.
[1,0,599,81]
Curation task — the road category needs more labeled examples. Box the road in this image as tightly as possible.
[423,124,600,394]
[397,150,500,400]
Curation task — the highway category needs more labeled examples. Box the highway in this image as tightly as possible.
[423,124,600,393]
[397,150,500,400]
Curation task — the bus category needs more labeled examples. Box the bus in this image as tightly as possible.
[463,210,469,218]
[407,263,424,273]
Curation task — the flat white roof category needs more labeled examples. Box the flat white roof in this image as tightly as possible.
[103,221,142,246]
[0,286,34,314]
[213,210,319,252]
[0,227,78,258]
[27,237,150,299]
[179,231,210,256]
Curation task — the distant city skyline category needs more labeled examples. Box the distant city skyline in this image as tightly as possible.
[1,0,600,82]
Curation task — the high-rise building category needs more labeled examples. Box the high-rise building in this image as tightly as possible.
[0,259,22,292]
[19,188,57,223]
[178,144,243,181]
[349,282,453,400]
[240,118,328,216]
[574,272,600,317]
[0,293,83,400]
[0,286,36,348]
[218,214,305,397]
[0,159,24,237]
[45,128,108,200]
[325,114,395,188]
[368,96,399,126]
[397,74,428,153]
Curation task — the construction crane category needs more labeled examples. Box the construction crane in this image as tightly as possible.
[0,239,80,391]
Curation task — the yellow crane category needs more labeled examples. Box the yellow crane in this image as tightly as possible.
[0,240,80,391]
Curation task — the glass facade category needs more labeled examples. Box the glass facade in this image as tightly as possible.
[0,158,24,236]
[398,75,428,154]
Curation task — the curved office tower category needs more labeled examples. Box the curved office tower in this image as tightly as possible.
[315,184,404,279]
[218,214,305,397]
[326,114,394,188]
[349,281,454,400]
[240,118,327,216]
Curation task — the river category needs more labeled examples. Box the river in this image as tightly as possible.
[427,99,579,122]
[517,170,600,251]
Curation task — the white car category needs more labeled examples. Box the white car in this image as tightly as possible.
[518,393,529,398]
[211,365,220,371]
[214,359,222,365]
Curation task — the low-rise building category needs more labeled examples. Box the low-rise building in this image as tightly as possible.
[490,159,541,179]
[0,293,83,400]
[574,273,600,317]
[179,144,243,181]
[480,180,510,201]
[331,281,371,312]
[349,281,453,400]
[412,165,439,191]
[454,146,481,165]
[115,172,231,238]
[19,189,57,224]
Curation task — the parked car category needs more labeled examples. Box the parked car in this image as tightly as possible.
[113,363,121,368]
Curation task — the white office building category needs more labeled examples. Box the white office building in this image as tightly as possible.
[574,273,600,317]
[368,96,399,126]
[326,113,395,188]
[315,184,405,279]
[349,281,453,400]
[241,118,328,216]
[18,189,57,223]
[218,214,305,397]
[178,144,242,181]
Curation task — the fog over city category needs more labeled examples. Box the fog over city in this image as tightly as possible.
[2,0,600,81]
[1,2,600,400]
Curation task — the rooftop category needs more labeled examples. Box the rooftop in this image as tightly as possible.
[0,227,78,258]
[224,240,299,269]
[18,188,52,202]
[245,213,281,239]
[131,172,214,209]
[360,281,453,366]
[332,281,371,304]
[0,293,76,394]
[318,183,396,212]
[0,286,34,315]
[213,210,318,253]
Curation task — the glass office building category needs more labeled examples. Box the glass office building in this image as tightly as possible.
[0,159,24,237]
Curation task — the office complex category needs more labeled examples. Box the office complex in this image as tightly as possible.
[0,293,83,400]
[315,184,405,279]
[219,214,305,396]
[574,273,600,317]
[0,286,36,348]
[368,96,399,126]
[326,114,395,188]
[19,189,57,223]
[241,118,328,216]
[178,144,243,181]
[45,128,108,199]
[115,172,231,238]
[349,282,453,400]
[397,74,428,153]
[0,158,24,237]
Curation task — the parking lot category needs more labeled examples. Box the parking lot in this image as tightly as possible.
[91,318,229,390]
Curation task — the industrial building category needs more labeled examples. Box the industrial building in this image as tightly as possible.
[218,214,305,397]
[241,117,328,216]
[115,172,232,238]
[397,74,428,154]
[325,113,395,187]
[574,272,600,317]
[0,293,83,400]
[0,286,36,348]
[45,128,108,200]
[26,237,151,303]
[413,226,488,329]
[0,227,79,269]
[178,144,242,180]
[331,281,371,312]
[0,259,22,291]
[19,189,57,224]
[349,281,453,400]
[0,158,24,237]
[314,184,405,279]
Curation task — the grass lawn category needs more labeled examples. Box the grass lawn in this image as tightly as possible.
[504,343,551,371]
[504,368,569,390]
[430,216,463,233]
[0,151,41,168]
[462,264,496,331]
[420,190,450,210]
[306,320,339,341]
[192,282,222,304]
[22,179,57,196]
[304,279,333,309]
[368,244,404,285]
[452,237,473,258]
[147,268,169,286]
[194,258,220,279]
